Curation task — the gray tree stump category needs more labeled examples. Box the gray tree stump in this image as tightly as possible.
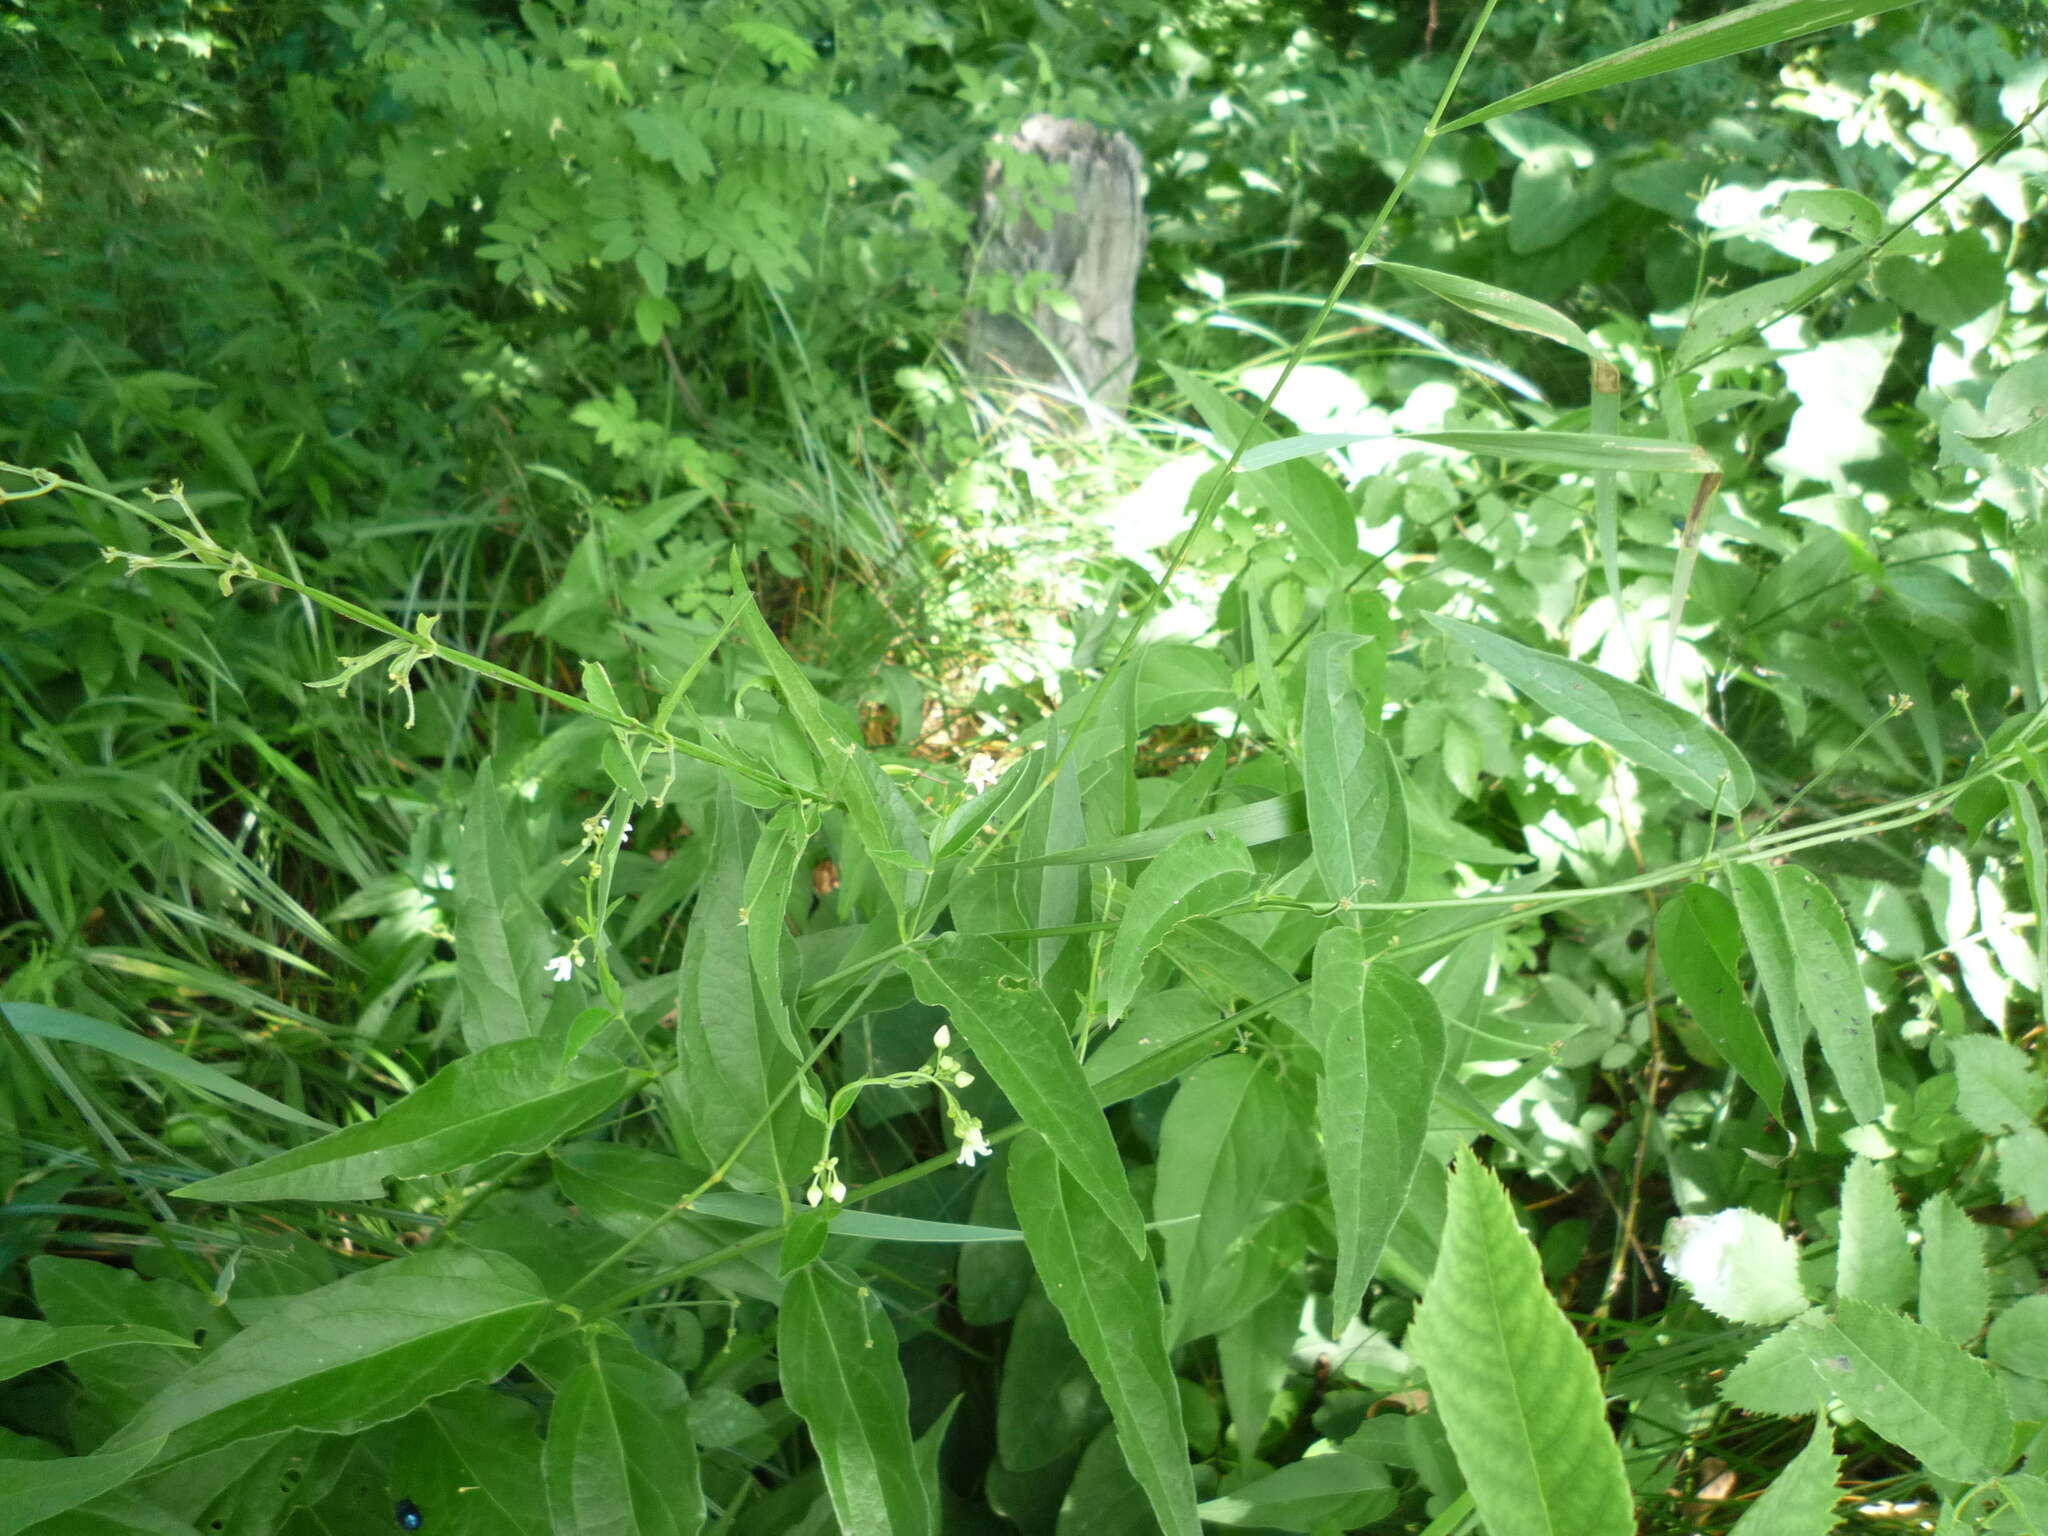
[963,116,1147,428]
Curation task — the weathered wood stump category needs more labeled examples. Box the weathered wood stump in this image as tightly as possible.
[963,116,1147,429]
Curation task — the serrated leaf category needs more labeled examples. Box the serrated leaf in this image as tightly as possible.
[1917,1193,1989,1346]
[1987,1295,2048,1380]
[1314,929,1445,1326]
[1722,1317,1831,1417]
[1007,1134,1200,1536]
[1657,885,1785,1113]
[1727,1422,1842,1536]
[1775,865,1884,1126]
[1836,1158,1914,1308]
[1948,1035,2045,1135]
[779,1265,935,1536]
[1799,1300,2009,1481]
[1301,634,1408,908]
[102,1248,552,1467]
[1409,1156,1634,1536]
[544,1339,705,1536]
[1101,829,1256,1025]
[1428,615,1754,810]
[1443,1,1915,133]
[1661,1209,1807,1326]
[1997,1125,2048,1208]
[905,935,1148,1257]
[173,1037,630,1203]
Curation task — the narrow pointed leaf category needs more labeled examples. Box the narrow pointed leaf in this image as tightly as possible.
[1675,249,1867,371]
[1429,616,1754,810]
[905,934,1148,1256]
[454,763,547,1049]
[1657,885,1784,1111]
[1836,1158,1914,1309]
[1365,260,1598,356]
[991,793,1308,871]
[102,1247,552,1466]
[744,804,816,1055]
[1728,865,1818,1139]
[0,1318,195,1384]
[173,1037,631,1203]
[544,1341,705,1536]
[1243,430,1716,475]
[1008,1134,1200,1536]
[1775,866,1884,1125]
[1917,1193,1989,1346]
[1409,1156,1633,1536]
[1314,929,1445,1325]
[1441,0,1917,132]
[0,1438,166,1536]
[1302,635,1408,908]
[1727,1422,1842,1536]
[1102,829,1256,1024]
[1797,1300,2008,1481]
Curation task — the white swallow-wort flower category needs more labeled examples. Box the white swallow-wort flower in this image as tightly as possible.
[965,753,1003,793]
[954,1119,993,1168]
[545,953,577,982]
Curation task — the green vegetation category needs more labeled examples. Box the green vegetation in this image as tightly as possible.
[4,0,2048,1531]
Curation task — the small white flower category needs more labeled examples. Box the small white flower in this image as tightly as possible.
[600,816,633,846]
[955,1121,994,1168]
[545,954,576,982]
[805,1181,824,1207]
[953,1070,975,1090]
[827,1177,847,1204]
[932,1024,951,1050]
[965,753,1003,793]
[421,863,455,891]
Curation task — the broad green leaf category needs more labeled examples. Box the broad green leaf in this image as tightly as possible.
[0,1319,195,1384]
[1155,1056,1295,1346]
[0,1002,331,1132]
[958,1174,1033,1326]
[1195,1450,1396,1530]
[1301,635,1408,908]
[1721,1317,1831,1417]
[778,1277,937,1536]
[1917,1193,1989,1347]
[551,1144,784,1303]
[1442,1,1918,133]
[1997,1125,2048,1209]
[1656,885,1785,1113]
[1775,865,1884,1126]
[173,1037,631,1203]
[1660,1209,1807,1326]
[102,1247,552,1466]
[1428,615,1755,811]
[905,935,1148,1256]
[454,761,548,1050]
[1217,1283,1299,1465]
[1167,362,1357,577]
[1242,430,1716,476]
[402,1389,549,1536]
[1161,919,1314,1046]
[1675,249,1867,371]
[0,1438,166,1536]
[1728,864,1818,1139]
[1314,929,1446,1326]
[998,1290,1107,1470]
[1798,1300,2008,1482]
[1987,1295,2048,1380]
[1007,1135,1200,1536]
[544,1338,705,1536]
[1836,1158,1914,1309]
[676,787,809,1195]
[991,792,1307,871]
[1364,260,1598,357]
[1085,988,1241,1109]
[1102,829,1256,1024]
[1726,1423,1842,1536]
[743,803,817,1056]
[1948,1035,2045,1135]
[1409,1156,1633,1536]
[1055,1423,1154,1535]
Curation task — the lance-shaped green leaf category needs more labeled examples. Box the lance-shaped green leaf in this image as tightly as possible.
[1646,888,1777,1122]
[1242,430,1716,476]
[173,1037,632,1203]
[102,1247,552,1467]
[544,1337,705,1536]
[0,1318,195,1384]
[1196,1451,1395,1530]
[1726,1422,1842,1536]
[1797,1300,2009,1482]
[1408,1156,1633,1536]
[1102,830,1256,1025]
[0,1437,166,1536]
[1301,635,1408,909]
[744,803,816,1055]
[1364,260,1599,357]
[1727,865,1817,1139]
[779,1265,936,1536]
[1314,929,1446,1326]
[1441,0,1917,132]
[1656,884,1784,1113]
[454,762,548,1050]
[905,935,1147,1256]
[989,793,1308,871]
[1775,865,1884,1126]
[0,1001,332,1131]
[1428,615,1754,811]
[1008,1134,1200,1536]
[1917,1193,1989,1347]
[1836,1158,1914,1309]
